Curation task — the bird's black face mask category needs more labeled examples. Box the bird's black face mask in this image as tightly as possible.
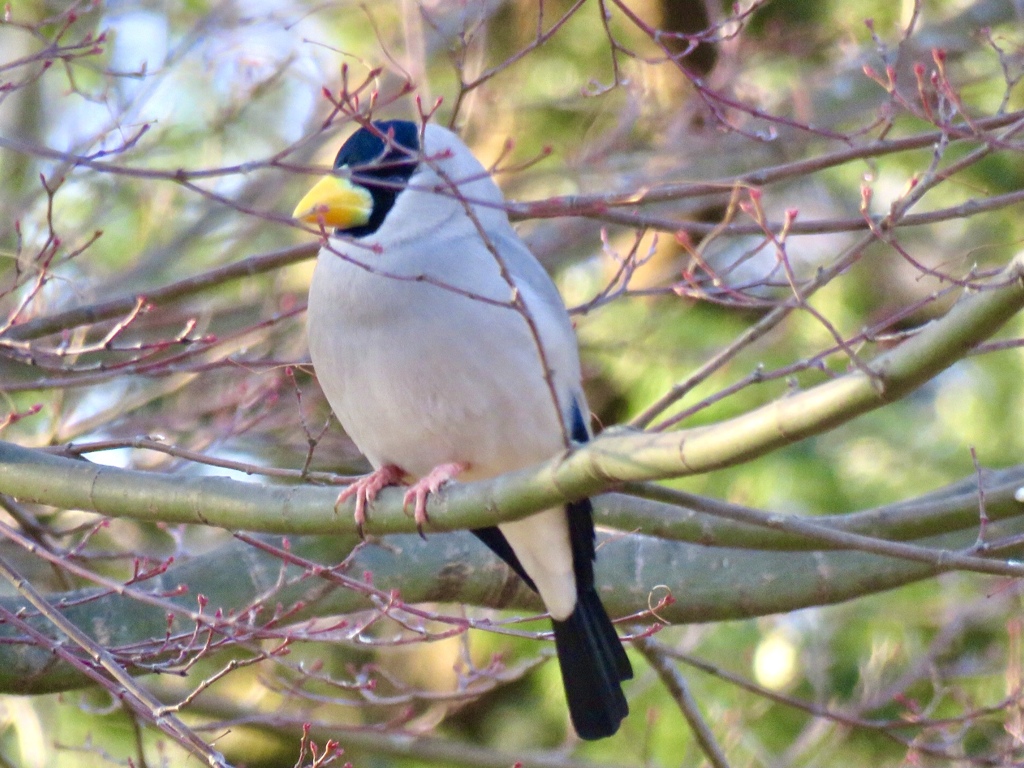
[332,120,421,237]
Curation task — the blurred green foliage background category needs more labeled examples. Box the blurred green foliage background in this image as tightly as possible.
[2,0,1024,766]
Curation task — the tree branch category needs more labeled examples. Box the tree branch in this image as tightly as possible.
[1,465,1023,694]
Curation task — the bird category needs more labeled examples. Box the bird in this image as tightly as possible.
[292,119,632,740]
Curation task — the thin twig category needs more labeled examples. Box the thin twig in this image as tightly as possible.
[633,636,732,768]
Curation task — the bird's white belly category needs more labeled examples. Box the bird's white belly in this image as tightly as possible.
[307,253,566,479]
[308,247,582,621]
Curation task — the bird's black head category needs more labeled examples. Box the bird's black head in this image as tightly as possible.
[333,120,421,237]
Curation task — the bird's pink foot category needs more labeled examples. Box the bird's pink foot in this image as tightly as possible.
[336,464,405,537]
[402,462,468,537]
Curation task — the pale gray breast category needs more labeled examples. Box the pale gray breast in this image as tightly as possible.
[307,244,571,477]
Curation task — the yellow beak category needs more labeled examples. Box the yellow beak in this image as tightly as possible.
[292,175,373,230]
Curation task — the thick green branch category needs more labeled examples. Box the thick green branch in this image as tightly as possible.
[603,466,1024,550]
[2,503,1023,694]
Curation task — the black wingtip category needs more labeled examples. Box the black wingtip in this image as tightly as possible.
[551,587,631,740]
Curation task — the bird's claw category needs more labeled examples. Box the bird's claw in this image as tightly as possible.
[401,462,468,540]
[335,464,405,537]
[402,485,434,539]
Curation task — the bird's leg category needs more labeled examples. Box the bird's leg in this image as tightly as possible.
[402,462,468,538]
[335,464,406,537]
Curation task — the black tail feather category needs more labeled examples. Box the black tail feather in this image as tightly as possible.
[551,586,632,740]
